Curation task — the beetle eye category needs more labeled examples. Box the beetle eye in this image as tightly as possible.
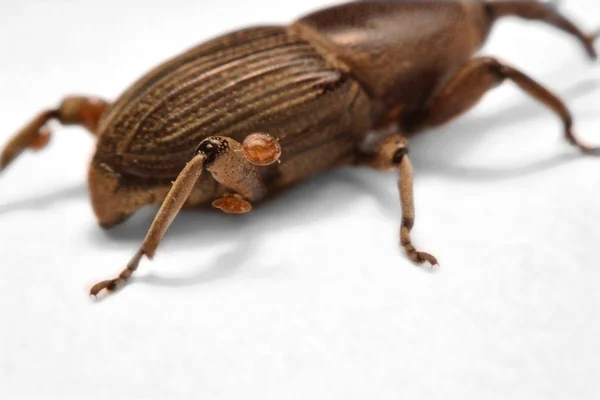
[196,141,215,154]
[195,139,221,165]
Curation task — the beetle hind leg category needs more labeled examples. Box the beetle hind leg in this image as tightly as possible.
[486,0,598,59]
[401,57,599,154]
[0,96,109,172]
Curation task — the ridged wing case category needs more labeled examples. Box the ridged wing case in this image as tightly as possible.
[95,26,370,179]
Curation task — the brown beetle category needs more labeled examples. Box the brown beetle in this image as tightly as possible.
[1,0,598,297]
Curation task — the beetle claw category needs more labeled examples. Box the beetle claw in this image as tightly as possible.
[415,251,439,267]
[90,280,115,297]
[404,243,439,267]
[89,278,124,298]
[89,280,112,297]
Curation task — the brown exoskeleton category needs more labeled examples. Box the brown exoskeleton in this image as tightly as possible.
[1,1,598,297]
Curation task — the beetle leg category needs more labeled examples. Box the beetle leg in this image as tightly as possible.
[90,152,208,297]
[90,134,274,297]
[365,135,439,267]
[0,96,109,172]
[401,57,599,154]
[486,0,598,59]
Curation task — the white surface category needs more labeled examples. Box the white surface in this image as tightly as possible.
[1,1,599,399]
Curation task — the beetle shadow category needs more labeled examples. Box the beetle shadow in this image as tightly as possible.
[131,224,261,289]
[409,78,600,180]
[91,168,397,289]
[99,168,397,243]
[0,183,88,215]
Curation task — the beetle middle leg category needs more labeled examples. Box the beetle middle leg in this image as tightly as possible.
[400,57,598,154]
[0,96,109,171]
[364,135,438,267]
[90,133,279,297]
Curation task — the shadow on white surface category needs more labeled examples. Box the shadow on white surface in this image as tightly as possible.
[0,183,87,215]
[86,168,400,290]
[410,78,600,179]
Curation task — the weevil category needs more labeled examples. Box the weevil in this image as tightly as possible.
[1,0,598,297]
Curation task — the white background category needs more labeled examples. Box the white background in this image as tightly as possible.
[1,1,599,399]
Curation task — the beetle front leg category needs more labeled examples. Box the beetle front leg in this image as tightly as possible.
[365,136,439,267]
[401,57,599,154]
[90,133,279,297]
[0,96,109,172]
[90,151,208,296]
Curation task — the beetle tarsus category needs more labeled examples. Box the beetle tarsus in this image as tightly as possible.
[404,245,439,268]
[566,129,600,155]
[401,226,439,268]
[90,249,145,297]
[89,280,119,298]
